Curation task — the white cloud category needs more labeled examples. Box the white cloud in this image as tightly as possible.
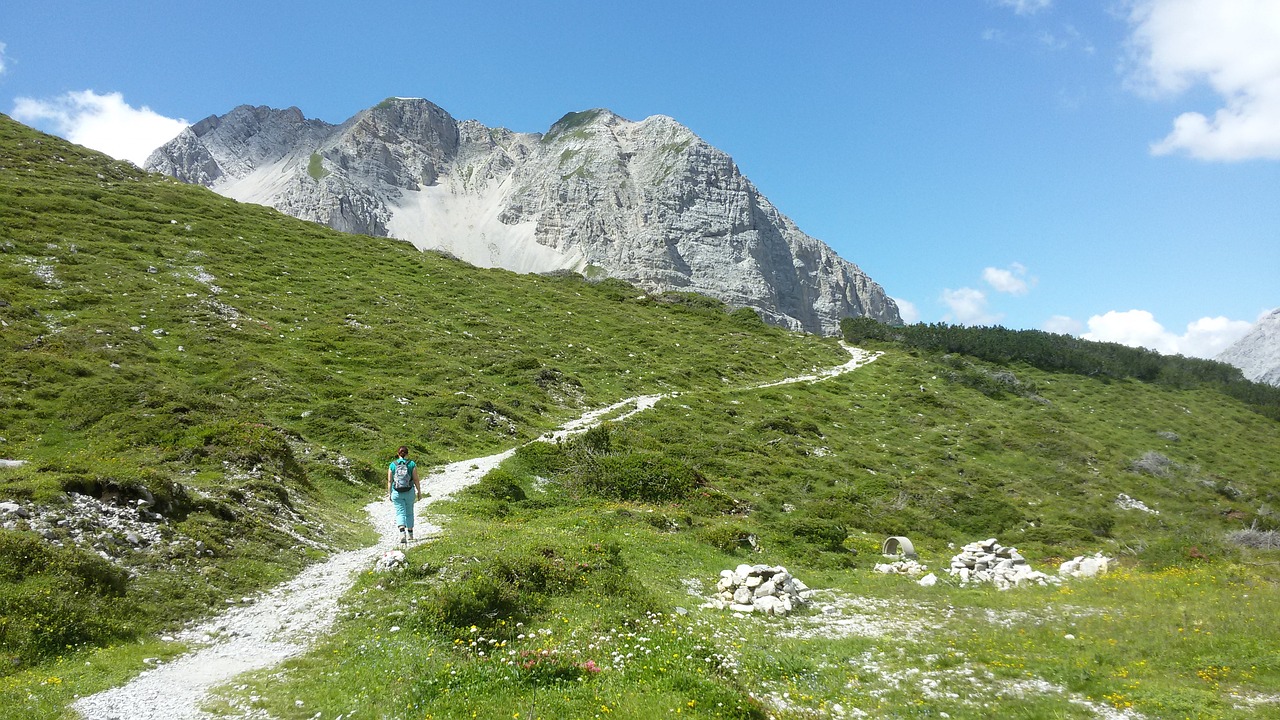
[996,0,1052,15]
[941,287,1000,326]
[11,90,188,166]
[892,297,921,324]
[1126,0,1280,160]
[1043,315,1084,335]
[1082,309,1252,358]
[1182,315,1256,356]
[982,262,1033,295]
[0,42,8,76]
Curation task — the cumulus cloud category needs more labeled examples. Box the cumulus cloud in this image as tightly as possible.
[995,0,1052,15]
[892,297,921,324]
[11,90,188,166]
[1043,315,1084,335]
[982,262,1033,295]
[1082,309,1252,358]
[941,287,1000,326]
[1126,0,1280,160]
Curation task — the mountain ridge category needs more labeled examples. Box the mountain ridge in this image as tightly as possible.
[1217,307,1280,387]
[145,98,901,334]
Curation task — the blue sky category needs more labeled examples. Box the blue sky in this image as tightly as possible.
[2,0,1276,357]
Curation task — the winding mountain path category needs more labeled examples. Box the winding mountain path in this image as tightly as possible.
[73,346,880,720]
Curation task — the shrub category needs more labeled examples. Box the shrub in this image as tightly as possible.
[940,492,1025,536]
[1130,451,1177,478]
[578,424,612,456]
[779,516,848,553]
[657,291,725,311]
[1227,526,1280,550]
[729,306,765,328]
[0,529,138,672]
[513,441,569,475]
[1137,533,1231,569]
[415,541,632,634]
[470,467,527,502]
[757,416,820,436]
[686,487,746,516]
[695,521,757,553]
[1082,510,1117,538]
[421,570,523,633]
[839,316,894,342]
[581,452,701,502]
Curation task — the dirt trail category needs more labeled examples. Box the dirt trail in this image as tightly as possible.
[73,346,879,720]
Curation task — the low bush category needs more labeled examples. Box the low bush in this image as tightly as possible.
[1227,526,1280,550]
[1130,450,1177,478]
[412,541,632,635]
[469,467,527,502]
[0,529,138,672]
[579,452,701,502]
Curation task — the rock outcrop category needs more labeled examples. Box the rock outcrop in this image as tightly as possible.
[1216,308,1280,387]
[146,99,901,334]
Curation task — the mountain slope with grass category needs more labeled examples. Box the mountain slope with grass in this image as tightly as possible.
[4,115,1280,719]
[0,113,845,704]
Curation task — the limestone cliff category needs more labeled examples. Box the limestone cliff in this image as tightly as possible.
[146,98,901,333]
[1217,308,1280,387]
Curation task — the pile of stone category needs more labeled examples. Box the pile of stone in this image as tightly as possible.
[873,559,928,576]
[1059,553,1112,578]
[947,538,1059,590]
[374,549,407,573]
[705,564,810,616]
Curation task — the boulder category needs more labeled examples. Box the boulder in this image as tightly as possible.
[374,550,407,573]
[1059,553,1112,579]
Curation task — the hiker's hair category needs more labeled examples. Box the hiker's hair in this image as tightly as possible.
[397,445,409,457]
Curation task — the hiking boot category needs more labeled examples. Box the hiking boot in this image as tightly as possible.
[407,529,414,541]
[398,527,407,544]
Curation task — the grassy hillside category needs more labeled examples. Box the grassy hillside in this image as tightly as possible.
[2,114,1279,718]
[0,114,843,698]
[215,350,1280,720]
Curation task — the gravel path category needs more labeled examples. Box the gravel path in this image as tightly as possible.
[72,346,879,720]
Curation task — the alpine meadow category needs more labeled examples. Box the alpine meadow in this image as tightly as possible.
[3,114,1280,719]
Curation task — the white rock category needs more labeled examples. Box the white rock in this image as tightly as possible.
[754,596,783,616]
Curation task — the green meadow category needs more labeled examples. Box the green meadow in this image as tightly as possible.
[2,114,1279,718]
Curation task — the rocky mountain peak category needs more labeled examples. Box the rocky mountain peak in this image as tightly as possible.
[1217,308,1280,387]
[145,100,901,333]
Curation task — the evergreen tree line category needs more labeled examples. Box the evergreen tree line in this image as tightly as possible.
[840,317,1280,421]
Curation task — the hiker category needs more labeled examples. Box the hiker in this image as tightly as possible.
[387,445,421,543]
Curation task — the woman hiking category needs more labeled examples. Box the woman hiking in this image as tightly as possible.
[387,445,421,543]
